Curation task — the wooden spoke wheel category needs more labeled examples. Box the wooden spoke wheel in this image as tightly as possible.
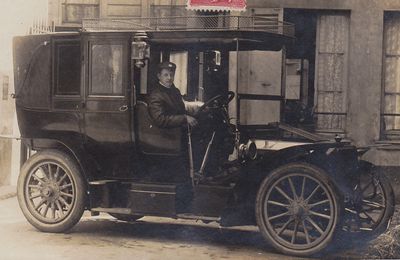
[343,170,394,239]
[17,150,86,233]
[256,163,341,256]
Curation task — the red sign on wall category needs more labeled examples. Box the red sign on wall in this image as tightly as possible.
[187,0,246,12]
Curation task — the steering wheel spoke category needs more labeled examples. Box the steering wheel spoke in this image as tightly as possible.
[197,91,235,114]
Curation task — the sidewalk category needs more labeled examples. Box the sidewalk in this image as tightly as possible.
[0,185,16,200]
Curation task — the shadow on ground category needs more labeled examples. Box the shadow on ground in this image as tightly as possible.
[63,217,359,259]
[72,218,274,253]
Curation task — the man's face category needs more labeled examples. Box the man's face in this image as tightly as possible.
[157,68,175,88]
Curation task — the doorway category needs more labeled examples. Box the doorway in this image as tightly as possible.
[284,9,350,135]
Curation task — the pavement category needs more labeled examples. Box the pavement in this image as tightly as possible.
[0,185,16,201]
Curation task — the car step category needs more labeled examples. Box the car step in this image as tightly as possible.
[176,213,220,222]
[89,180,119,185]
[91,207,132,214]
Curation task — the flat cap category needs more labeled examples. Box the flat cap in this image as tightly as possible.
[157,61,176,71]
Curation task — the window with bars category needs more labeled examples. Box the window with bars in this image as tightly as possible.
[150,5,190,27]
[383,12,400,138]
[314,13,349,133]
[150,5,190,18]
[2,75,9,101]
[250,8,282,34]
[62,0,99,24]
[3,76,10,100]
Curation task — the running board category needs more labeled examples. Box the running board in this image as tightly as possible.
[91,207,132,215]
[89,180,119,185]
[177,213,220,222]
[90,208,220,222]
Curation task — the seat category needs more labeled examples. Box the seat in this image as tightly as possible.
[135,101,181,156]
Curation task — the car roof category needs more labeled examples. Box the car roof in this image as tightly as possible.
[22,15,295,51]
[83,15,294,51]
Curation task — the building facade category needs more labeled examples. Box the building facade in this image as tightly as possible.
[0,0,48,186]
[0,71,13,185]
[247,0,400,170]
[45,0,400,169]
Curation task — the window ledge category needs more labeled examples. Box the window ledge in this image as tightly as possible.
[374,140,400,150]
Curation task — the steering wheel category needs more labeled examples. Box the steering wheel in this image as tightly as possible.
[197,91,235,113]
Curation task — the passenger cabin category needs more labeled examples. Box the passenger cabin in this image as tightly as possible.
[13,16,294,179]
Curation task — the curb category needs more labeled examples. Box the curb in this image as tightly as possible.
[0,186,17,201]
[0,192,17,201]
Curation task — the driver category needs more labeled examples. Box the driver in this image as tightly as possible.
[148,61,202,128]
[147,61,203,183]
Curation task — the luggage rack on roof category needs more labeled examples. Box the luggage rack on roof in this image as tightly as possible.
[82,15,295,38]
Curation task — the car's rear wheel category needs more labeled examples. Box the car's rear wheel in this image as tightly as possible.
[17,149,86,233]
[256,163,342,256]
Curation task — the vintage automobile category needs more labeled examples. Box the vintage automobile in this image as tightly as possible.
[13,15,394,256]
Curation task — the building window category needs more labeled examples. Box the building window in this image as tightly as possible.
[2,76,9,100]
[383,12,400,138]
[54,41,81,96]
[62,0,100,24]
[90,44,123,96]
[314,13,349,133]
[150,5,190,18]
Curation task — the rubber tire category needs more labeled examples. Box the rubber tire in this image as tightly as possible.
[342,172,395,242]
[17,149,86,233]
[255,163,342,257]
[363,172,395,237]
[108,213,143,222]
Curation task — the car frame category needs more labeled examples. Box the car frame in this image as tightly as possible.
[13,15,394,257]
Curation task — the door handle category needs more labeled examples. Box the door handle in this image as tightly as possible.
[119,105,128,112]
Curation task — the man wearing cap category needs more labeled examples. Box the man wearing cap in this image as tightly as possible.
[148,61,201,128]
[147,61,202,182]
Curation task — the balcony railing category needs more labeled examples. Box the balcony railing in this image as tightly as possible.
[82,15,295,38]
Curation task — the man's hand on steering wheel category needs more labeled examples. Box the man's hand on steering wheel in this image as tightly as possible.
[197,91,235,114]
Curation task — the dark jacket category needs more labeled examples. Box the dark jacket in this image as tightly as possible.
[148,83,187,128]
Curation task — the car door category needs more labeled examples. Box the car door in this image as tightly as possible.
[51,36,84,146]
[82,33,135,178]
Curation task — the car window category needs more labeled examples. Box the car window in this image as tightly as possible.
[90,44,123,96]
[54,42,81,96]
[169,51,188,95]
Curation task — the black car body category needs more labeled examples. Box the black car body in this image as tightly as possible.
[13,15,394,257]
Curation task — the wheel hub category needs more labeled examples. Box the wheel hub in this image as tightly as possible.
[41,187,52,197]
[40,182,60,201]
[289,198,309,220]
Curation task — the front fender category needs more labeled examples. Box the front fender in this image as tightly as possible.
[242,142,360,201]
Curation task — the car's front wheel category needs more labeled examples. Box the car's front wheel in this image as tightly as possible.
[17,149,86,233]
[256,163,342,256]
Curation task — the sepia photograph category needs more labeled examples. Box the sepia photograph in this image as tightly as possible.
[1,0,400,259]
